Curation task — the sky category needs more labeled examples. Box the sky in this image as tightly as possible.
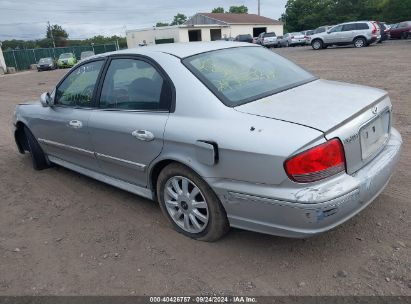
[0,0,287,41]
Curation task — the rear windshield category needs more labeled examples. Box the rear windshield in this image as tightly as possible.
[183,47,316,107]
[314,27,326,33]
[264,32,276,37]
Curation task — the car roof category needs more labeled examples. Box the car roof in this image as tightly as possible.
[93,42,259,59]
[338,21,371,25]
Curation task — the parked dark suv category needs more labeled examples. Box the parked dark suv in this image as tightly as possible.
[234,34,253,43]
[390,21,411,39]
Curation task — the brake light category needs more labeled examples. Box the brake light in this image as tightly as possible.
[372,22,378,35]
[284,139,346,183]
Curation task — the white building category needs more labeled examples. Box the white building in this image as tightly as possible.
[126,13,283,48]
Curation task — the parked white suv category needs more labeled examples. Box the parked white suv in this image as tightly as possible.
[309,21,381,50]
[256,32,278,48]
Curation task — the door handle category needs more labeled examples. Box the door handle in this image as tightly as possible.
[68,120,83,128]
[132,130,155,141]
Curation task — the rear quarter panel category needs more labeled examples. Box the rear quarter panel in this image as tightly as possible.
[147,51,324,186]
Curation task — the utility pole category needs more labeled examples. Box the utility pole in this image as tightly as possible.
[48,21,56,48]
[258,0,261,15]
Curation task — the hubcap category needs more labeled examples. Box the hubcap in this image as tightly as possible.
[314,41,320,49]
[355,39,364,47]
[164,176,209,233]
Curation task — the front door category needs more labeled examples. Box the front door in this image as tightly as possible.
[89,57,172,187]
[35,60,105,170]
[324,25,343,44]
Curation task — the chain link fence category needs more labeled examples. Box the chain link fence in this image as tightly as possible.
[3,43,118,71]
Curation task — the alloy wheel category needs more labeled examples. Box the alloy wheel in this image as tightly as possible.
[164,176,209,233]
[355,39,364,48]
[313,41,321,50]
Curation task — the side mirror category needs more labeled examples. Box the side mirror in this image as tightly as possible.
[40,92,54,107]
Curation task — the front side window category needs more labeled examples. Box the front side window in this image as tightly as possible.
[99,58,167,110]
[55,60,103,107]
[183,47,316,106]
[329,25,343,33]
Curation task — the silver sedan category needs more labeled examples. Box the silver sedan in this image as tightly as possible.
[13,42,402,241]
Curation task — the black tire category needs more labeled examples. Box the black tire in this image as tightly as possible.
[401,32,408,39]
[157,163,229,242]
[24,126,50,170]
[311,39,323,50]
[354,37,366,48]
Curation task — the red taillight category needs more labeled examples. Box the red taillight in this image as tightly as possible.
[284,139,346,183]
[372,22,378,35]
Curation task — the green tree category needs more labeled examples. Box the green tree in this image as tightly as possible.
[170,13,187,25]
[156,22,169,27]
[380,0,411,22]
[280,0,411,32]
[46,24,69,47]
[228,5,248,14]
[212,7,225,13]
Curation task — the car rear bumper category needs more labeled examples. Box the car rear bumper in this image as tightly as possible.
[262,41,278,47]
[37,66,53,71]
[207,128,402,238]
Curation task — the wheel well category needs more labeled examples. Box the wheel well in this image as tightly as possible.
[14,121,28,154]
[150,159,176,201]
[353,36,367,42]
[311,38,323,46]
[149,159,210,202]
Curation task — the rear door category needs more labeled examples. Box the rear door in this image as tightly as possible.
[341,23,357,43]
[35,59,105,170]
[89,56,173,187]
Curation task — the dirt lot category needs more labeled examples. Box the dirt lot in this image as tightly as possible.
[0,40,410,296]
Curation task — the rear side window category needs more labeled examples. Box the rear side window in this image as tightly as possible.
[183,47,316,107]
[342,23,357,31]
[356,23,369,30]
[99,58,169,111]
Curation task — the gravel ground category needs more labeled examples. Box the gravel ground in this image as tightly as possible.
[0,40,409,296]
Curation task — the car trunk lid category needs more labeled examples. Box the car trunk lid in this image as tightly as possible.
[235,79,392,174]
